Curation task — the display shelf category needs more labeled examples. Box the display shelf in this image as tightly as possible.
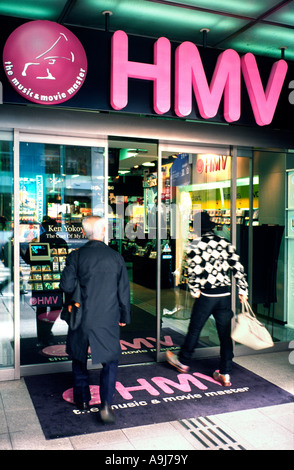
[206,208,259,227]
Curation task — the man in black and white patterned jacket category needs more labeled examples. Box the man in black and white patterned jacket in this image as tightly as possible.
[166,211,248,387]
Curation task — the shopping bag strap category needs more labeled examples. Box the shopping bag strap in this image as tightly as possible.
[241,298,256,319]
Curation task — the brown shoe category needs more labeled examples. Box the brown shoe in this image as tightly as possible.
[100,403,116,424]
[166,350,189,373]
[213,370,232,386]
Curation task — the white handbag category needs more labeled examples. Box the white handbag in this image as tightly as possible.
[231,299,274,350]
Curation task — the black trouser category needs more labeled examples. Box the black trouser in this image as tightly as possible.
[179,294,234,375]
[36,307,54,344]
[72,359,119,405]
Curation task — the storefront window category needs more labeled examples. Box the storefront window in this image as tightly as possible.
[19,142,105,366]
[287,168,294,337]
[251,150,291,343]
[0,130,14,369]
[235,150,294,345]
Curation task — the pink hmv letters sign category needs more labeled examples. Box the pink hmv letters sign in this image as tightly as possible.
[111,30,288,127]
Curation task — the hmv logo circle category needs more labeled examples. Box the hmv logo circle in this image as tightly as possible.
[3,20,87,105]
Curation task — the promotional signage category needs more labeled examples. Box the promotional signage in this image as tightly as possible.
[30,292,62,308]
[170,153,191,186]
[1,18,293,129]
[196,154,228,174]
[3,20,87,105]
[111,30,287,127]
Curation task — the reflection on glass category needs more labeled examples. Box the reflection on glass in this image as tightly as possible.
[19,143,104,365]
[0,132,14,369]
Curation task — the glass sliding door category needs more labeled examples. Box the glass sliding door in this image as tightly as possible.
[18,137,106,369]
[0,130,14,373]
[158,144,231,357]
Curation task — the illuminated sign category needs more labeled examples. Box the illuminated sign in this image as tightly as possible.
[1,20,292,129]
[3,20,87,105]
[111,30,171,115]
[196,155,228,174]
[111,30,288,127]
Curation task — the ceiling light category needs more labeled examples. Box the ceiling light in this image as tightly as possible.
[279,46,287,59]
[102,10,113,32]
[200,28,210,48]
[142,162,155,167]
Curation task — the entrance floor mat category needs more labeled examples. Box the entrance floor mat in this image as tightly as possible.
[24,357,294,440]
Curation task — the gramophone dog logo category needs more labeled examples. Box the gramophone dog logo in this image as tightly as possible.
[3,20,87,105]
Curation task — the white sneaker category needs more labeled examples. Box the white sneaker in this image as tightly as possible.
[166,350,189,373]
[163,307,179,316]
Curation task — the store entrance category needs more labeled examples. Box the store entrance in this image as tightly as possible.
[15,134,290,375]
[107,138,159,364]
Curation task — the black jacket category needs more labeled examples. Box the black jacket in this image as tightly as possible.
[60,240,131,364]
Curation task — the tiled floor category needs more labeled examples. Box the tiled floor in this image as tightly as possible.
[0,350,293,450]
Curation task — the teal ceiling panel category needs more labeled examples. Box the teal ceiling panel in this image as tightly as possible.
[67,0,247,44]
[223,23,294,60]
[266,1,294,26]
[0,0,67,20]
[0,0,292,60]
[163,0,282,18]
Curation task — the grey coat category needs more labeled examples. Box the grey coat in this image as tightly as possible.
[60,240,131,364]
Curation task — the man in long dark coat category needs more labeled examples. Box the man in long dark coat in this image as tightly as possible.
[60,216,130,423]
